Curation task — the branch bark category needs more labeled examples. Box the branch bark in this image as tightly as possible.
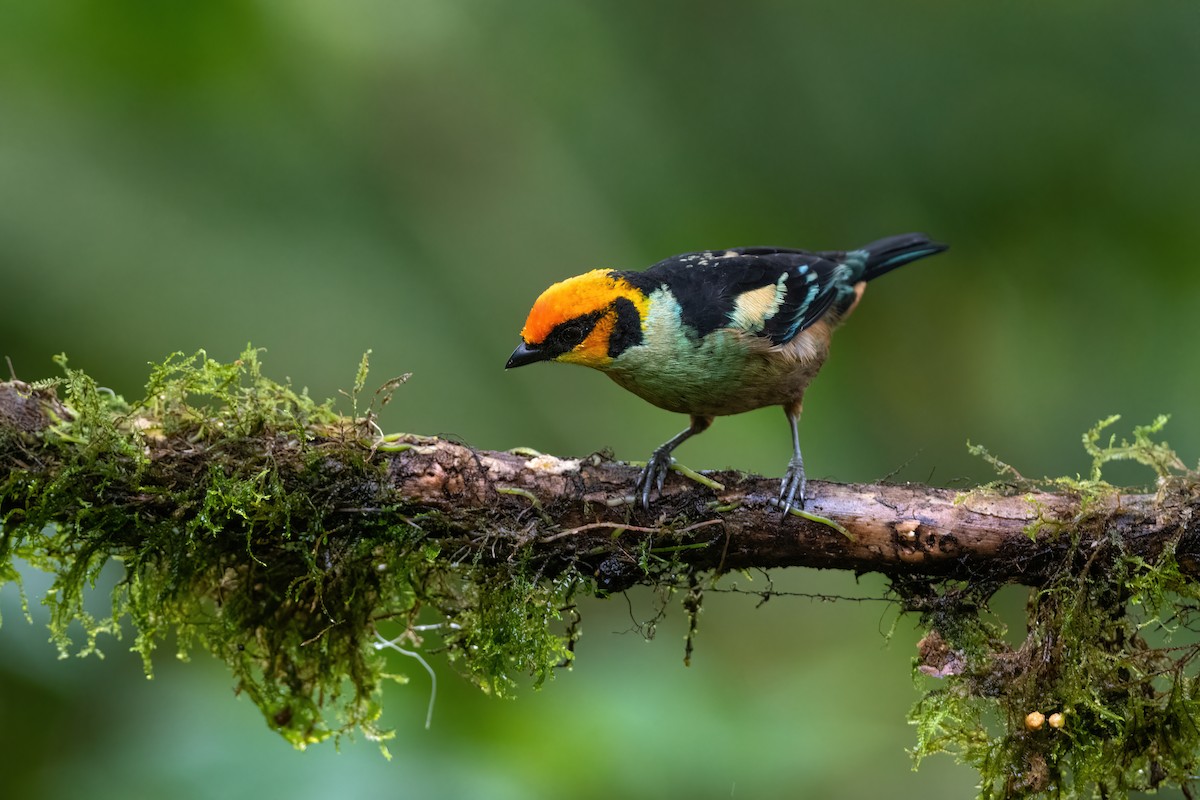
[387,435,1200,586]
[3,378,1199,590]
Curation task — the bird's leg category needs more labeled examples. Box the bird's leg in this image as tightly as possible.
[635,415,713,509]
[778,403,806,517]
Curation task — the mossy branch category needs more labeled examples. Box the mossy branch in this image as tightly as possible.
[3,349,1200,799]
[6,364,1196,593]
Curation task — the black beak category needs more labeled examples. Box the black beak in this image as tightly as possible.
[505,341,551,369]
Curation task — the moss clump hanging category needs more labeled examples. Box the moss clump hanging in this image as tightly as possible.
[0,347,578,751]
[907,417,1200,798]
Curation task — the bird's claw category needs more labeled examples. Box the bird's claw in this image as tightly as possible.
[635,448,674,510]
[777,457,807,519]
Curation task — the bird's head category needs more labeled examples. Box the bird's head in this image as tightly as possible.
[506,269,650,371]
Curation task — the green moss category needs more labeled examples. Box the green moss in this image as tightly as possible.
[907,418,1200,799]
[0,347,585,749]
[440,564,576,697]
[8,350,1200,795]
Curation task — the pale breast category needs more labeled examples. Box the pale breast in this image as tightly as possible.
[606,324,831,416]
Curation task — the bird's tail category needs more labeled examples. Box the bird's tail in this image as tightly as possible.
[840,233,948,283]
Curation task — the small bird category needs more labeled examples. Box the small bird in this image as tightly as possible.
[506,233,947,514]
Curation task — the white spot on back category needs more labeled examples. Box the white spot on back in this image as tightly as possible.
[729,274,788,333]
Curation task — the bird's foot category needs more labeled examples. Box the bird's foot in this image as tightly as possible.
[777,456,807,518]
[775,459,852,538]
[634,447,675,510]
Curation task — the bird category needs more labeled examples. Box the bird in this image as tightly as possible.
[505,233,947,515]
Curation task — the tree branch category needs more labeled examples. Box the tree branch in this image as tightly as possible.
[6,354,1200,795]
[2,377,1198,590]
[385,434,1200,585]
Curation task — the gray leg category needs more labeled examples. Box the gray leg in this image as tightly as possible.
[635,415,713,509]
[778,407,807,516]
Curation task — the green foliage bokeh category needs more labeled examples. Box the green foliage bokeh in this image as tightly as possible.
[1,2,1198,798]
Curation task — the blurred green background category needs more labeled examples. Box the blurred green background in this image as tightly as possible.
[2,2,1198,798]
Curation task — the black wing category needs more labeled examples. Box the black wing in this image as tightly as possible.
[617,247,845,347]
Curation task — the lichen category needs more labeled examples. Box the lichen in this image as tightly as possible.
[0,347,586,751]
[907,417,1200,799]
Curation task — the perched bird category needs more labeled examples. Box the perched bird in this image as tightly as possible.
[506,233,947,514]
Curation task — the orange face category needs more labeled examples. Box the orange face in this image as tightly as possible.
[514,270,649,369]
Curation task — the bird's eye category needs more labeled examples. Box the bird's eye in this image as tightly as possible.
[546,312,601,354]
